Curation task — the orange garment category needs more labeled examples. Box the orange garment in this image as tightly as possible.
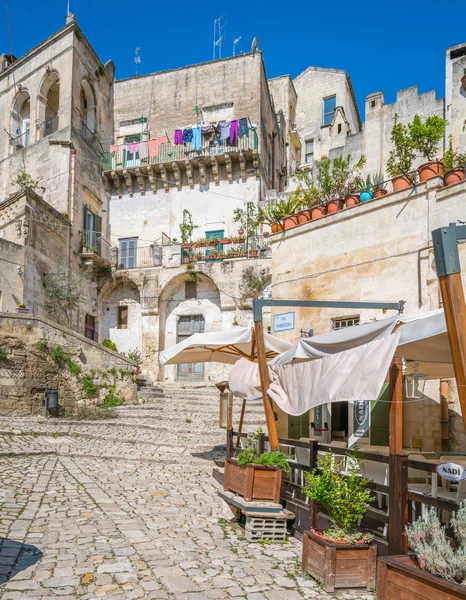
[148,139,158,157]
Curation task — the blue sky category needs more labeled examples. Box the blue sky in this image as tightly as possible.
[2,0,463,120]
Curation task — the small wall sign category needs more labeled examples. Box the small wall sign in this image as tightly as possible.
[273,312,295,332]
[436,462,466,482]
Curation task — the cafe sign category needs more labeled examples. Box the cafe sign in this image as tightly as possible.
[436,462,466,482]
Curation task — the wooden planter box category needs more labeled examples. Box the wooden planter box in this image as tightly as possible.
[223,458,282,502]
[377,555,466,600]
[302,529,376,593]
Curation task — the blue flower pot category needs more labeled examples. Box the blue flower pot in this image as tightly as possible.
[359,190,374,203]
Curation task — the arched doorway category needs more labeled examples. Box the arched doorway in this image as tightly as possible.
[11,90,30,150]
[158,273,222,383]
[37,72,60,137]
[80,79,96,141]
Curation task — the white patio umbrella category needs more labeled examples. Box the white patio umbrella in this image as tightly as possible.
[159,326,292,366]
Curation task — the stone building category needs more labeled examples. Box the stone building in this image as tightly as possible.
[268,175,466,452]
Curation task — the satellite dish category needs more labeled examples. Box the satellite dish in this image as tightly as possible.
[251,37,259,53]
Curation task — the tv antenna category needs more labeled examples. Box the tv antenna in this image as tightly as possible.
[134,47,141,75]
[233,36,242,56]
[213,15,227,60]
[251,37,259,55]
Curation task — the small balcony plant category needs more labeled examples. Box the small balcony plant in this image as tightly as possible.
[386,113,416,192]
[259,201,282,233]
[301,452,376,592]
[408,114,447,182]
[179,209,198,246]
[233,202,260,238]
[442,135,466,186]
[377,503,466,599]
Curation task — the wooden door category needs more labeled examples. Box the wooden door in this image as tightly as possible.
[176,315,205,382]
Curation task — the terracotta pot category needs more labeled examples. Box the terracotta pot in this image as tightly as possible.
[297,209,312,224]
[263,231,270,237]
[392,174,413,192]
[248,249,258,258]
[327,199,343,214]
[283,214,299,230]
[418,161,443,182]
[238,229,244,236]
[344,194,360,208]
[271,222,284,234]
[444,167,465,187]
[373,188,388,199]
[310,205,327,220]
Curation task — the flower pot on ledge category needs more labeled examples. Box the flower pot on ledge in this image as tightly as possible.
[377,555,466,600]
[283,214,299,230]
[297,209,311,224]
[373,188,388,199]
[327,199,343,214]
[310,205,327,220]
[392,174,413,192]
[223,457,282,502]
[418,160,444,183]
[302,529,376,593]
[345,194,360,208]
[444,167,465,187]
[271,222,284,234]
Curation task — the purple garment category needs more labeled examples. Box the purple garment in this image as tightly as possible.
[229,120,239,144]
[174,129,183,145]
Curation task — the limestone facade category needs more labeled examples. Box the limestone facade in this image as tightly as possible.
[269,177,466,451]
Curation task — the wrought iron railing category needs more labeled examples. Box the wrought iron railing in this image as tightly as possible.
[39,116,59,137]
[116,246,163,270]
[81,230,112,261]
[11,131,29,151]
[80,120,94,143]
[181,235,271,264]
[102,128,258,171]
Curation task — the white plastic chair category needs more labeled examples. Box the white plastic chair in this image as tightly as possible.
[361,460,389,536]
[407,454,431,520]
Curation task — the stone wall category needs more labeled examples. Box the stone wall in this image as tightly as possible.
[0,313,137,415]
[269,177,466,451]
[0,239,23,311]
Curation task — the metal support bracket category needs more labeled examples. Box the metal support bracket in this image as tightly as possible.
[432,222,466,276]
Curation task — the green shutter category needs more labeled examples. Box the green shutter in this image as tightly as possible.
[370,383,390,446]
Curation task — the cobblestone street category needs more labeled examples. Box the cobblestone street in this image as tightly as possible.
[0,386,375,599]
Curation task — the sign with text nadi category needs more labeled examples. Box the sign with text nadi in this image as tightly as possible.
[436,462,466,482]
[273,312,295,333]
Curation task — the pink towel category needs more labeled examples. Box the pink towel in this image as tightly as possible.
[148,139,158,156]
[156,135,168,148]
[110,145,119,153]
[129,142,139,153]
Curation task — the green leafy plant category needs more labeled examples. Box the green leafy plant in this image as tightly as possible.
[36,339,48,351]
[13,171,41,193]
[233,202,260,236]
[108,367,117,377]
[43,260,92,327]
[50,344,67,363]
[442,136,466,171]
[66,360,82,376]
[406,504,466,583]
[102,339,118,352]
[81,375,98,398]
[0,347,8,363]
[408,114,447,162]
[240,266,269,299]
[237,427,290,474]
[100,388,125,408]
[272,197,303,219]
[258,201,280,225]
[171,237,178,244]
[127,348,143,365]
[302,452,373,542]
[386,114,416,178]
[179,209,198,244]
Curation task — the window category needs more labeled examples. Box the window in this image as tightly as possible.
[119,238,137,269]
[82,205,102,255]
[337,123,342,134]
[124,134,141,167]
[84,314,96,340]
[333,316,360,330]
[371,100,376,108]
[323,95,336,126]
[185,281,197,299]
[117,306,128,329]
[305,139,314,164]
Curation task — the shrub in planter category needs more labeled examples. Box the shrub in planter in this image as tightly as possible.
[233,202,260,238]
[378,505,466,599]
[301,452,376,592]
[386,113,416,192]
[409,114,446,182]
[442,136,466,186]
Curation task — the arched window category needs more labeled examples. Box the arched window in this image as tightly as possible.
[11,90,30,151]
[80,79,96,141]
[37,71,60,137]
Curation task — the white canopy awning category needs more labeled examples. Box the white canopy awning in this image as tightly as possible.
[159,326,292,366]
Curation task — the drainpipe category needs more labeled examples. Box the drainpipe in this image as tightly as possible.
[439,292,450,451]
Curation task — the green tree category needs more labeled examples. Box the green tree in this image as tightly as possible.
[179,209,198,244]
[42,261,91,327]
[233,202,260,236]
[408,114,446,162]
[386,114,416,177]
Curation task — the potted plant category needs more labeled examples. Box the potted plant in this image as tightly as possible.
[355,174,374,203]
[301,452,376,593]
[179,209,198,245]
[224,431,290,502]
[272,197,302,230]
[16,302,29,314]
[292,169,318,223]
[234,202,260,238]
[371,170,388,198]
[386,114,416,192]
[377,504,466,600]
[329,154,366,212]
[408,114,447,182]
[442,136,466,186]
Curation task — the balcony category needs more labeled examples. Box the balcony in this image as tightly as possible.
[102,128,258,172]
[11,131,29,152]
[80,230,112,269]
[116,245,162,270]
[38,116,59,138]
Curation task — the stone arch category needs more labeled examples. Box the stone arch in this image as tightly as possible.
[37,70,60,137]
[11,89,30,149]
[99,277,142,356]
[80,78,96,135]
[158,271,223,383]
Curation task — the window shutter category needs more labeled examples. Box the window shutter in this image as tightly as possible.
[83,204,88,230]
[119,239,128,268]
[128,239,137,268]
[94,215,102,255]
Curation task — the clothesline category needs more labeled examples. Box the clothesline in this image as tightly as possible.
[109,117,255,157]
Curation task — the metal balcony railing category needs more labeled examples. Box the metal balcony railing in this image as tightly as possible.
[11,131,29,151]
[81,230,112,261]
[181,235,271,264]
[116,246,163,270]
[102,128,258,171]
[80,120,95,143]
[39,116,59,137]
